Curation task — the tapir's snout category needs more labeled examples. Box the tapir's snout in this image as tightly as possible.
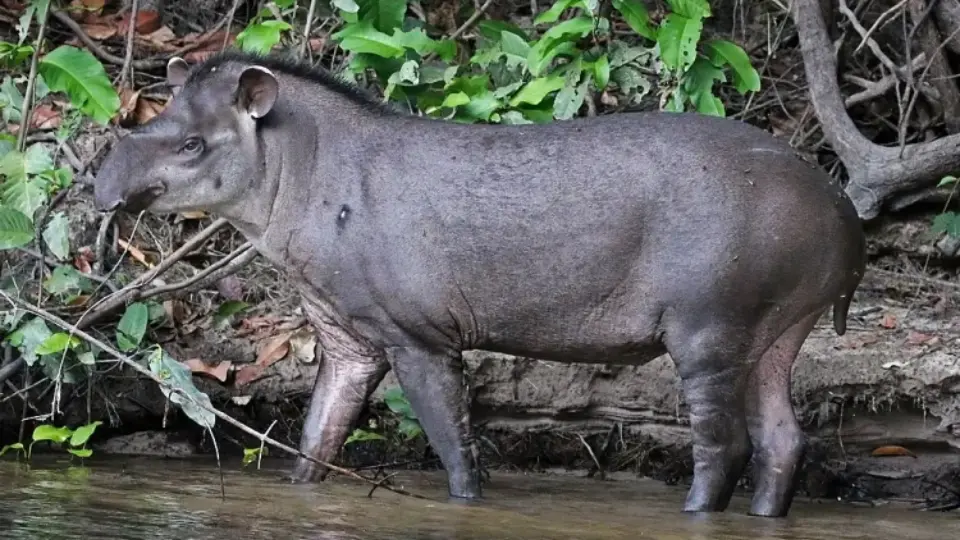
[93,138,165,213]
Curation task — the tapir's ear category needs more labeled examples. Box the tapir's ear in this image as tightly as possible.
[166,57,190,91]
[237,66,278,119]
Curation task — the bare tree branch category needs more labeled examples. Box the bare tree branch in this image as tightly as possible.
[792,0,960,219]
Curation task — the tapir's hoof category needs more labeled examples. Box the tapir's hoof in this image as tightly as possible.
[446,494,483,506]
[747,500,791,519]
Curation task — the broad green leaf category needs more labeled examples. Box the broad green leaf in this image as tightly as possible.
[332,0,360,13]
[42,211,69,260]
[510,75,566,107]
[554,72,590,120]
[594,54,610,89]
[609,42,654,68]
[492,80,524,99]
[611,0,656,40]
[35,332,80,355]
[213,300,249,329]
[938,175,958,187]
[332,21,405,58]
[441,92,471,108]
[344,428,387,445]
[527,15,596,75]
[69,421,102,447]
[38,46,120,125]
[0,442,24,457]
[383,387,417,419]
[535,0,578,25]
[665,0,711,19]
[528,40,579,77]
[393,29,456,61]
[116,302,149,352]
[43,265,84,295]
[32,424,72,444]
[500,30,532,66]
[6,317,51,366]
[148,346,216,428]
[397,417,423,440]
[77,351,96,366]
[357,0,407,33]
[498,110,534,125]
[0,134,14,158]
[611,65,652,100]
[683,57,727,116]
[932,211,960,238]
[657,13,703,73]
[477,20,529,41]
[704,39,760,94]
[67,448,93,458]
[236,20,292,55]
[2,177,47,219]
[0,205,34,249]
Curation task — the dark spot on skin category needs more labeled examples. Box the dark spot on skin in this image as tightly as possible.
[321,199,329,206]
[337,204,351,231]
[214,176,223,189]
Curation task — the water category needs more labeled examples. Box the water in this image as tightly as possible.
[0,457,957,539]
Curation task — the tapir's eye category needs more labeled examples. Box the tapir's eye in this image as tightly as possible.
[180,137,204,155]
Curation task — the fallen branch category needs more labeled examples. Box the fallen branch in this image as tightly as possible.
[139,242,256,300]
[793,0,960,219]
[0,291,431,501]
[0,358,25,388]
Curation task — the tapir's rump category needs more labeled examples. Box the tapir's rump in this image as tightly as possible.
[94,50,867,519]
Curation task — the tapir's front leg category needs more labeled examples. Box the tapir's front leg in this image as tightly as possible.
[291,329,389,483]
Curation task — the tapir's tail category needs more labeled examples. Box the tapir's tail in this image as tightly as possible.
[832,292,853,336]
[832,235,867,336]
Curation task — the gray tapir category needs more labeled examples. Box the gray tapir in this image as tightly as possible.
[93,50,866,518]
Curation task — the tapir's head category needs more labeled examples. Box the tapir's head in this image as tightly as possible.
[94,56,279,214]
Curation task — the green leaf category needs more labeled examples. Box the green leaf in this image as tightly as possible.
[116,302,149,352]
[0,442,24,457]
[0,205,34,249]
[498,110,534,125]
[938,175,958,187]
[462,91,501,121]
[535,0,578,25]
[397,417,423,440]
[658,13,703,73]
[42,211,69,260]
[332,21,405,58]
[554,71,590,120]
[67,448,93,458]
[38,46,120,125]
[35,332,80,355]
[77,351,96,366]
[932,211,960,238]
[510,75,566,106]
[500,30,532,66]
[356,0,408,33]
[236,20,292,55]
[665,0,711,19]
[477,20,529,42]
[683,57,727,116]
[213,300,249,329]
[611,0,656,40]
[344,428,387,446]
[242,446,265,466]
[69,421,102,447]
[527,16,595,76]
[332,0,360,13]
[43,265,84,295]
[441,92,471,108]
[704,39,760,94]
[32,424,72,444]
[148,346,216,429]
[383,387,417,419]
[6,316,51,366]
[593,54,610,89]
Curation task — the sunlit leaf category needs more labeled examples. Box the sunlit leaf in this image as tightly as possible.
[38,45,120,124]
[344,428,387,446]
[69,421,103,447]
[658,13,703,73]
[32,424,72,444]
[704,39,760,94]
[510,75,566,106]
[236,20,292,55]
[34,332,80,355]
[611,0,656,40]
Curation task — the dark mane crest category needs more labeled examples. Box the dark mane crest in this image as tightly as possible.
[183,49,397,114]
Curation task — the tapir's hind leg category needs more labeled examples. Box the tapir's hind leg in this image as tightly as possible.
[744,311,820,518]
[667,326,757,513]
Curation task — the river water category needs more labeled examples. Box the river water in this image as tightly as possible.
[0,457,957,539]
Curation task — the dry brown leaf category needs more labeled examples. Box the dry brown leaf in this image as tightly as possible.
[288,327,317,363]
[906,331,936,345]
[256,331,292,368]
[118,9,161,35]
[309,37,326,52]
[81,22,117,40]
[234,365,264,387]
[67,295,91,308]
[871,445,917,458]
[184,358,232,383]
[133,97,165,125]
[179,210,208,220]
[74,247,93,274]
[163,299,189,324]
[31,103,61,130]
[880,313,897,329]
[117,238,153,268]
[115,87,141,125]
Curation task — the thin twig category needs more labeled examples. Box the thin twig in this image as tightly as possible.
[422,0,495,62]
[120,0,140,88]
[854,0,909,55]
[17,0,51,152]
[49,10,165,70]
[301,0,320,59]
[140,243,255,300]
[0,291,431,501]
[222,0,243,50]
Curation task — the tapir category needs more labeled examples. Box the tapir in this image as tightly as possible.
[93,50,866,518]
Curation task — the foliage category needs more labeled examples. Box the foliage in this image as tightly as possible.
[344,386,423,447]
[21,421,103,460]
[933,176,960,239]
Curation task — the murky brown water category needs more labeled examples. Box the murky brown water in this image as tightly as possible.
[0,457,957,539]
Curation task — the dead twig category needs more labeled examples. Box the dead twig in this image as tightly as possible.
[140,243,256,300]
[422,0,495,62]
[0,358,24,388]
[120,0,140,88]
[17,0,50,152]
[0,291,431,501]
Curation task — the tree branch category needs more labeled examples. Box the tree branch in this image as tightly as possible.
[793,0,960,219]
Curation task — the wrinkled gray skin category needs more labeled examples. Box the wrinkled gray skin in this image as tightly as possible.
[94,51,866,519]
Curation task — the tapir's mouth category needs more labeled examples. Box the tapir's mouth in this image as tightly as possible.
[123,182,167,213]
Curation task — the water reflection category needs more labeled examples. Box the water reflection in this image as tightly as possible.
[0,457,957,539]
